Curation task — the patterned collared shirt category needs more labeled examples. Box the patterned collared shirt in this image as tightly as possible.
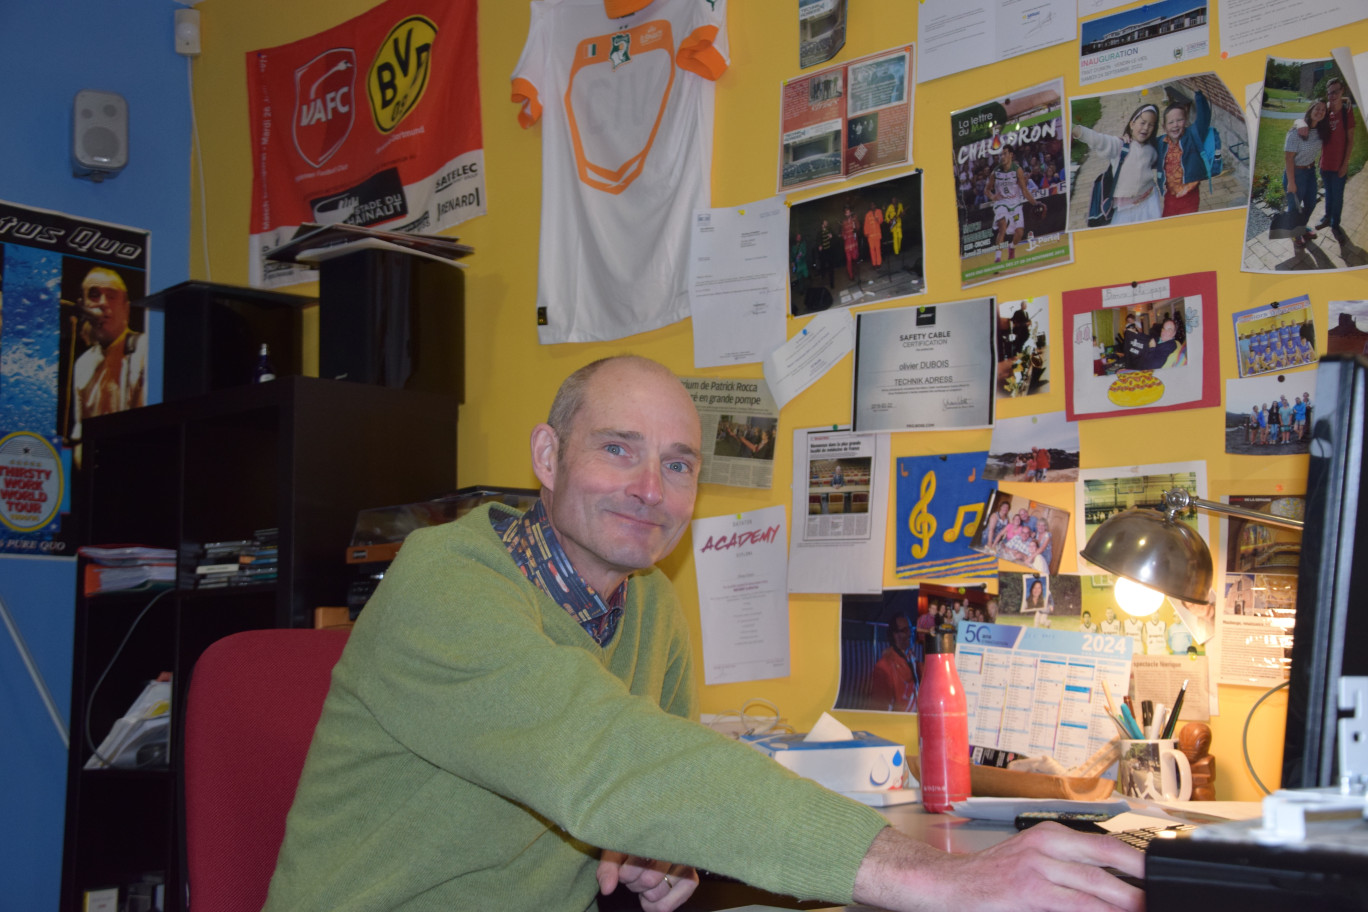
[491,499,625,646]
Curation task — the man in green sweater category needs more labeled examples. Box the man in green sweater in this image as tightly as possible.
[264,355,1142,912]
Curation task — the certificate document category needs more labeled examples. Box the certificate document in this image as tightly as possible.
[852,298,997,432]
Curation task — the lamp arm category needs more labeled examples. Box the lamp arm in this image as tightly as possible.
[1161,488,1305,531]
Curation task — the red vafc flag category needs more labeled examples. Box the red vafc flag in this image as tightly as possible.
[247,0,484,288]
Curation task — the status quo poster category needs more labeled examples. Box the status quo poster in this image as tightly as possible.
[0,199,150,556]
[247,0,484,287]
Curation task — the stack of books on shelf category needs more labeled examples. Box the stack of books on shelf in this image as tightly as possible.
[179,528,280,589]
[78,545,177,596]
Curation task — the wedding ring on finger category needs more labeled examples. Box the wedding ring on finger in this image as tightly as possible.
[662,874,674,889]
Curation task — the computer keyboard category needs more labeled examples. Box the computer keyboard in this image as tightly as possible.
[1110,822,1197,850]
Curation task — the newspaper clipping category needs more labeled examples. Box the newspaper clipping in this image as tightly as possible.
[680,376,779,489]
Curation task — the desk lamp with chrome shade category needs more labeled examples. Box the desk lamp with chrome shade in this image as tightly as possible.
[1080,488,1305,617]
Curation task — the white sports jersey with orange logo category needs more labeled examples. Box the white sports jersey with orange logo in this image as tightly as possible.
[512,0,728,344]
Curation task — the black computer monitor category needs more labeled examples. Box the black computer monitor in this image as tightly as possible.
[1281,354,1368,790]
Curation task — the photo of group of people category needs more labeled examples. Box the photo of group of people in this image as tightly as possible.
[971,489,1068,575]
[1090,298,1191,376]
[995,297,1049,397]
[835,585,997,714]
[714,417,778,461]
[1223,373,1313,456]
[1068,74,1249,232]
[1232,296,1318,377]
[1241,56,1366,273]
[787,170,925,316]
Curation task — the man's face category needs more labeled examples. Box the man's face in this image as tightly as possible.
[1160,320,1177,342]
[82,270,130,347]
[535,361,702,593]
[891,616,912,651]
[1327,82,1343,110]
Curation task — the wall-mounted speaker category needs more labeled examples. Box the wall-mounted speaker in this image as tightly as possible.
[72,89,128,181]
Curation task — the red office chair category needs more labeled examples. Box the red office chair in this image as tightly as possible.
[182,628,349,912]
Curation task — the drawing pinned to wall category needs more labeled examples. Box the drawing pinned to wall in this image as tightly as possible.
[1068,73,1250,233]
[1062,271,1219,421]
[893,450,995,581]
[1240,54,1367,274]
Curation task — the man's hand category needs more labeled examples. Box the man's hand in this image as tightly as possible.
[597,851,698,912]
[853,823,1145,912]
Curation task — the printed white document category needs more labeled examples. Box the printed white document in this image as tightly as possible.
[692,506,791,685]
[917,0,1074,83]
[688,197,789,369]
[788,426,890,594]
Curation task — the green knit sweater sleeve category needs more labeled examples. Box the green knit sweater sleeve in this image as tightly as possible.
[287,506,888,906]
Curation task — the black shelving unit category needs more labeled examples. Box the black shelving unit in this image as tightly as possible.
[59,376,457,912]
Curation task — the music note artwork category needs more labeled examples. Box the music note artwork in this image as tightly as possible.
[895,451,996,581]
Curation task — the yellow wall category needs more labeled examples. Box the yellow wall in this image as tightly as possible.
[189,1,1367,801]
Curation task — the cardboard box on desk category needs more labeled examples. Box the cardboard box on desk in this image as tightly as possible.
[741,731,907,793]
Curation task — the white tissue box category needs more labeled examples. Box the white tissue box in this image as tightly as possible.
[741,731,907,793]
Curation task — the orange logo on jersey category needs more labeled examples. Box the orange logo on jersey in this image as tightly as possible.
[565,21,676,195]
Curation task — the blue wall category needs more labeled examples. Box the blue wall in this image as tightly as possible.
[0,1,189,907]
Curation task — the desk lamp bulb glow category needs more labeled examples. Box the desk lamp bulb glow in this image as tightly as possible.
[1114,575,1165,617]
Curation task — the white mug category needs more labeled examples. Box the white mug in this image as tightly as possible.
[1117,739,1192,801]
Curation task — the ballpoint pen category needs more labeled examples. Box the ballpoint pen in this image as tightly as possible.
[1119,702,1145,739]
[1161,680,1188,740]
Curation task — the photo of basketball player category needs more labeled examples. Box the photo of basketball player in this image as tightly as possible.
[951,79,1073,287]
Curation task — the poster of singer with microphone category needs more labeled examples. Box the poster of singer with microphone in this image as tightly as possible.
[0,198,149,555]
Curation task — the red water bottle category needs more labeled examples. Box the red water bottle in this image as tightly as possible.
[917,628,970,813]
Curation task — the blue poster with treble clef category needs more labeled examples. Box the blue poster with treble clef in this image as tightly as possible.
[895,450,995,580]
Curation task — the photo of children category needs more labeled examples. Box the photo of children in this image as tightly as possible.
[1240,57,1366,273]
[971,488,1069,575]
[787,170,925,316]
[952,80,1072,286]
[1069,74,1249,232]
[1232,294,1318,378]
